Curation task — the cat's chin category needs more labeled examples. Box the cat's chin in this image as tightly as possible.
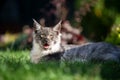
[43,47,50,50]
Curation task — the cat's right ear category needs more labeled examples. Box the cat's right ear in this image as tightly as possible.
[53,20,62,32]
[33,19,42,30]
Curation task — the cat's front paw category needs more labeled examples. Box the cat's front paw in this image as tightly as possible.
[31,58,40,64]
[30,54,41,64]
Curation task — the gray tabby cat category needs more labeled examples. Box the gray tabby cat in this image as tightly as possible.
[30,19,120,63]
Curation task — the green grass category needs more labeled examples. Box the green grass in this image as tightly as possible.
[0,50,120,80]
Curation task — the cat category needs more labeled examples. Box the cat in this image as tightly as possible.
[30,19,120,63]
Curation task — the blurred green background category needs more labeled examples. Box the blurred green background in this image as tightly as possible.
[1,0,120,49]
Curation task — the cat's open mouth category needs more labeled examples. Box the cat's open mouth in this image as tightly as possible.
[43,44,50,49]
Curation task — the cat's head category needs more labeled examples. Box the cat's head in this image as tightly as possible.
[33,19,62,51]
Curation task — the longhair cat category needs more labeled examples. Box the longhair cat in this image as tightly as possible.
[30,19,120,63]
[30,19,63,63]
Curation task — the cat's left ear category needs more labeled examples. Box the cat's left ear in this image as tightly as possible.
[33,19,42,30]
[53,20,62,32]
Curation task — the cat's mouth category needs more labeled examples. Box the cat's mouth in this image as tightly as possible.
[43,43,50,49]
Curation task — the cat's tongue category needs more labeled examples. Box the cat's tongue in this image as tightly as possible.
[43,44,49,49]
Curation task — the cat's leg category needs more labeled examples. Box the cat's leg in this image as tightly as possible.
[30,49,42,64]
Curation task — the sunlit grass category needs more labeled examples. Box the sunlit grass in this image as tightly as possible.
[0,50,120,80]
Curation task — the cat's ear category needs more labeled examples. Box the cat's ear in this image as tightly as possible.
[33,19,42,30]
[53,20,62,32]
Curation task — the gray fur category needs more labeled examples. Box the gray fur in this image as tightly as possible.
[62,42,120,62]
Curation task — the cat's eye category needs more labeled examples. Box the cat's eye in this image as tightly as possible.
[40,34,45,37]
[50,34,53,37]
[49,34,53,38]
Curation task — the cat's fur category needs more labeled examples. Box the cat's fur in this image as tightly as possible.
[30,19,120,63]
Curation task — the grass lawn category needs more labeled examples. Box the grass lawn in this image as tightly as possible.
[0,50,120,80]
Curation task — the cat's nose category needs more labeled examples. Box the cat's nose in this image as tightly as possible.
[43,39,49,44]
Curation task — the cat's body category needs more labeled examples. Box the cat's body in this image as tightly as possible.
[30,19,120,63]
